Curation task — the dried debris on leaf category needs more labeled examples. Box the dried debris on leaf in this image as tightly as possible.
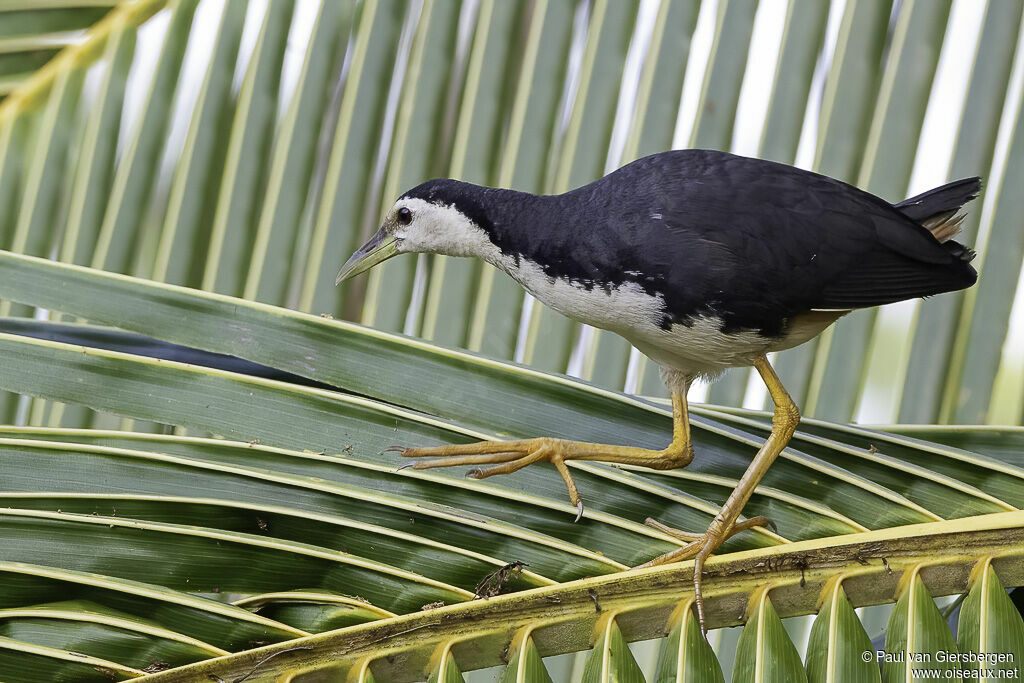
[142,660,171,673]
[474,561,527,599]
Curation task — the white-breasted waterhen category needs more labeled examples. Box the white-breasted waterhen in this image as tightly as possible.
[337,149,980,630]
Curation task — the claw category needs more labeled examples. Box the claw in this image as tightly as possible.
[574,500,584,523]
[635,515,777,636]
[466,468,482,478]
[397,461,416,471]
[383,446,407,454]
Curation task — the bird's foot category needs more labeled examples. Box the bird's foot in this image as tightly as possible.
[388,436,693,522]
[636,515,776,634]
[389,437,588,520]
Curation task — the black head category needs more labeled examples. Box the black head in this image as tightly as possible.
[399,178,496,234]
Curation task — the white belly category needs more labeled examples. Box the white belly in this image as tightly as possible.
[628,318,776,378]
[488,253,838,380]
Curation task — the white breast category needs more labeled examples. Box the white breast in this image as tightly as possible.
[489,254,775,378]
[503,259,664,333]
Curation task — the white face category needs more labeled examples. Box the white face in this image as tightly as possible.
[387,197,496,259]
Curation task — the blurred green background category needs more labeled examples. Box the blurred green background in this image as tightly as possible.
[1,0,1022,429]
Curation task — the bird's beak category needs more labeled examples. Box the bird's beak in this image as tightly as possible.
[336,228,398,284]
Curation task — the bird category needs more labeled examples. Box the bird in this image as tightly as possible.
[336,149,980,631]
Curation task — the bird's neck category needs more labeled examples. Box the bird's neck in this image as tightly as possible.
[440,183,554,269]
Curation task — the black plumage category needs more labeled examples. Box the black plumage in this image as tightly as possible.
[402,149,978,337]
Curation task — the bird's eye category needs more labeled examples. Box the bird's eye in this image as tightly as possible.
[397,207,412,225]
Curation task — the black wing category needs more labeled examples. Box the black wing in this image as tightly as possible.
[570,150,978,334]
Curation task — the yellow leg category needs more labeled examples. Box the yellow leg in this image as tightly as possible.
[637,355,798,633]
[390,387,695,519]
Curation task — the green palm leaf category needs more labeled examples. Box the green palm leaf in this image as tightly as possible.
[0,1,1022,680]
[0,252,1021,680]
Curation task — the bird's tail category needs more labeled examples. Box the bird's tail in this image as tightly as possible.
[895,176,982,244]
[924,211,967,244]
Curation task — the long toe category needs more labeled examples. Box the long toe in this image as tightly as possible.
[399,439,537,459]
[406,451,523,470]
[388,437,588,518]
[729,515,776,535]
[645,517,703,542]
[464,449,549,478]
